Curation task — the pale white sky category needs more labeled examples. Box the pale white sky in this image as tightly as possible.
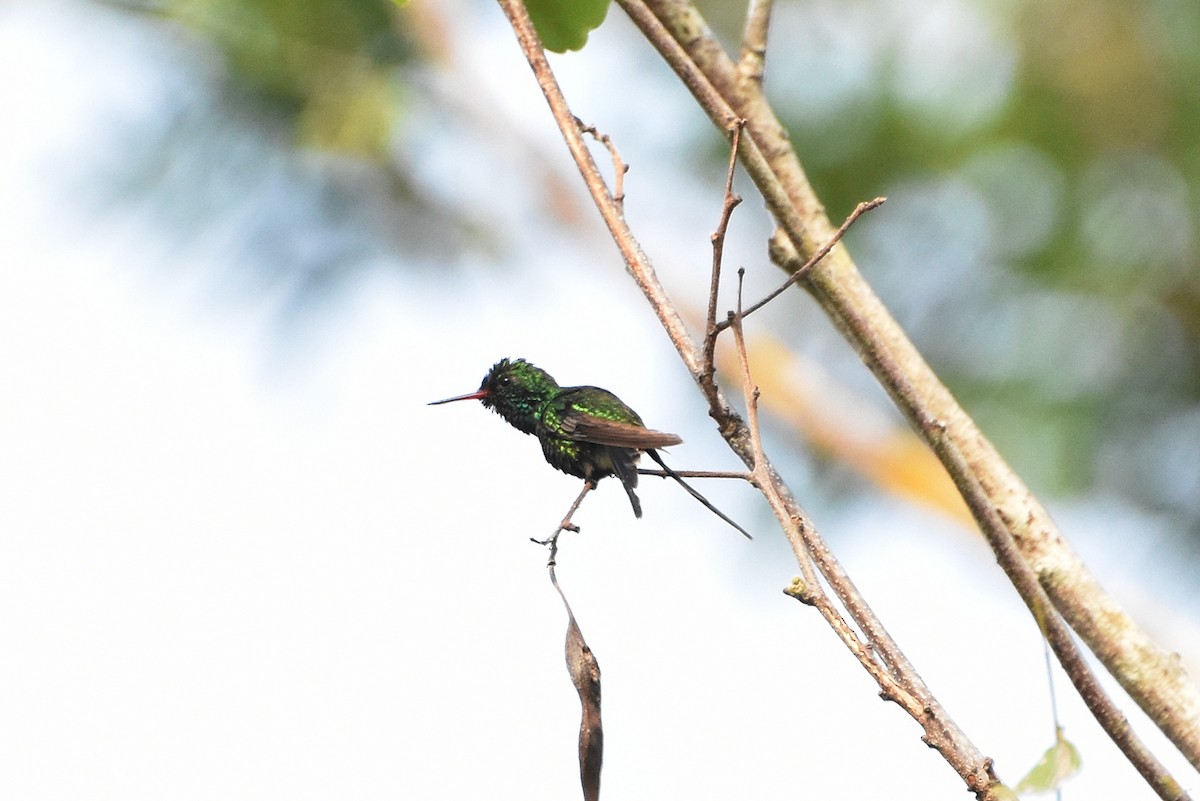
[1,2,1196,799]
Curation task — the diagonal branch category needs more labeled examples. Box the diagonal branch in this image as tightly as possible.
[494,1,1004,796]
[701,118,744,398]
[618,0,1200,782]
[929,414,1191,800]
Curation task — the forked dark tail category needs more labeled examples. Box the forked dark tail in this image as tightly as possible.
[607,446,643,518]
[645,450,752,539]
[622,483,643,518]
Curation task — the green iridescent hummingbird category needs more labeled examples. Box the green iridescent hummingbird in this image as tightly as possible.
[429,358,750,538]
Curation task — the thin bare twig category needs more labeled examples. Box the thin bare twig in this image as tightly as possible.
[645,449,753,539]
[638,468,750,480]
[701,119,744,392]
[1042,642,1067,801]
[576,116,629,209]
[717,197,884,330]
[700,101,1002,796]
[724,266,1003,782]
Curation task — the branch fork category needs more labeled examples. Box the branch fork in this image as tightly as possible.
[494,0,1197,797]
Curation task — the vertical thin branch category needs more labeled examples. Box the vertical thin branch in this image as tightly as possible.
[738,0,772,86]
[701,119,744,393]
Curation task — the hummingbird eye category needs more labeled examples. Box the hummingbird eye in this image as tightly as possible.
[499,376,511,386]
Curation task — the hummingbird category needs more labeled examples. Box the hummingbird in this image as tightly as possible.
[429,358,750,538]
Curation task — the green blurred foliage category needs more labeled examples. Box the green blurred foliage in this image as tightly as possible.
[95,0,492,322]
[121,0,1200,542]
[165,0,410,156]
[525,0,611,52]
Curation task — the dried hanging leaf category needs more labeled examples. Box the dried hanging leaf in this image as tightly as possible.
[553,568,603,800]
[565,606,603,800]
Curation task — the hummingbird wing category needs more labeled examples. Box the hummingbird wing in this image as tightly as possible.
[565,415,683,449]
[550,386,683,449]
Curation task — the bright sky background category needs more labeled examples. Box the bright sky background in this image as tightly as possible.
[1,1,1198,799]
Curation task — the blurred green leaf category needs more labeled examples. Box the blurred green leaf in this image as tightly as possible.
[991,785,1021,801]
[525,0,611,52]
[1015,728,1082,794]
[166,0,410,112]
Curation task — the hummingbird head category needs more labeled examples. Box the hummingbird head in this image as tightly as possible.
[428,358,559,435]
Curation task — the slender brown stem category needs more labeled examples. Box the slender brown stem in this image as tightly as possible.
[716,197,884,332]
[701,119,744,392]
[725,267,1003,789]
[637,468,750,480]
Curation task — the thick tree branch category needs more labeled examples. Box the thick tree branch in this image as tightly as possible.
[619,0,1200,780]
[933,420,1191,799]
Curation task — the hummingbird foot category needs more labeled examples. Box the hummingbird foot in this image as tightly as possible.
[531,520,579,548]
[530,480,597,563]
